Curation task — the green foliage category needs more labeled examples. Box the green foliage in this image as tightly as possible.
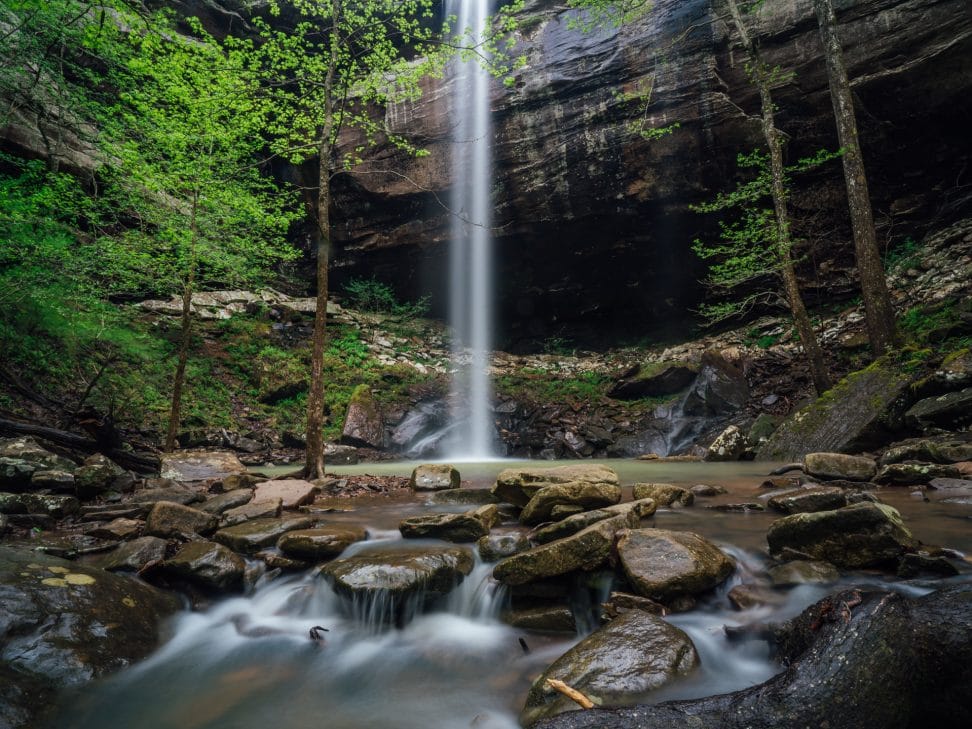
[884,236,921,271]
[565,0,653,30]
[899,303,960,344]
[343,278,431,318]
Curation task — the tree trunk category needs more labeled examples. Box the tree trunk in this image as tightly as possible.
[813,0,897,356]
[303,0,341,480]
[727,0,831,394]
[164,191,199,453]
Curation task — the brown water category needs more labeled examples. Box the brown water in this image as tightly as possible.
[48,460,972,729]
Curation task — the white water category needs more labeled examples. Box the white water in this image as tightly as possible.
[446,0,497,460]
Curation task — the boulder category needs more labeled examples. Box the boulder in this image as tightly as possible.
[0,546,180,728]
[879,438,972,466]
[30,470,75,492]
[681,349,749,417]
[144,501,218,539]
[409,464,461,491]
[199,489,254,515]
[493,512,638,586]
[219,473,263,491]
[213,516,315,554]
[757,359,914,461]
[631,483,694,508]
[905,387,972,430]
[399,504,498,542]
[0,513,7,536]
[803,452,877,481]
[616,529,734,602]
[532,499,657,545]
[159,450,246,482]
[478,532,532,561]
[0,458,36,490]
[727,583,786,610]
[493,464,620,508]
[162,541,246,592]
[607,361,698,400]
[324,443,359,465]
[520,482,622,525]
[503,606,576,633]
[521,609,699,726]
[74,454,128,498]
[0,492,79,519]
[766,503,917,568]
[96,536,168,572]
[427,488,500,506]
[0,438,76,491]
[85,518,142,541]
[277,526,368,560]
[320,545,474,620]
[690,484,728,496]
[130,484,204,507]
[876,462,961,485]
[601,591,668,618]
[251,479,319,509]
[220,498,282,527]
[341,384,384,449]
[767,487,858,514]
[768,560,840,586]
[703,424,748,462]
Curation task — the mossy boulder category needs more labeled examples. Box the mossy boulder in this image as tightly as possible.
[277,526,368,560]
[681,349,749,416]
[703,424,748,462]
[74,454,128,499]
[427,488,500,506]
[213,516,315,554]
[341,384,385,449]
[607,361,698,400]
[631,483,694,508]
[875,462,961,485]
[399,505,498,542]
[519,482,622,525]
[502,605,576,633]
[804,452,877,482]
[756,359,915,461]
[492,464,620,508]
[96,536,167,572]
[532,499,657,545]
[144,501,218,539]
[521,609,699,726]
[767,487,861,515]
[616,529,735,602]
[162,541,246,592]
[767,560,840,586]
[0,492,79,519]
[766,502,917,568]
[879,438,972,465]
[904,387,972,430]
[478,532,532,561]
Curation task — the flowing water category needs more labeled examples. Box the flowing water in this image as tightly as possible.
[446,0,497,460]
[51,460,972,728]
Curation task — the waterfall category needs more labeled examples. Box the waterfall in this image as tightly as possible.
[446,0,497,460]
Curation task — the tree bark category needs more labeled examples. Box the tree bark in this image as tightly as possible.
[727,0,831,394]
[303,0,341,480]
[813,0,897,356]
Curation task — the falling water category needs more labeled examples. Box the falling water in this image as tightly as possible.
[447,0,496,460]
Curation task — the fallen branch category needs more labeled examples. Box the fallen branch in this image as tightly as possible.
[545,679,595,710]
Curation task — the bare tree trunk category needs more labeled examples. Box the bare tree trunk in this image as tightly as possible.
[304,0,341,480]
[727,0,831,394]
[164,190,199,453]
[813,0,897,356]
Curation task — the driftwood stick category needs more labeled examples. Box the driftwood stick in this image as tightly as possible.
[545,679,595,709]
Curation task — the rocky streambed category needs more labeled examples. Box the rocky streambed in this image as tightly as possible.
[2,439,971,729]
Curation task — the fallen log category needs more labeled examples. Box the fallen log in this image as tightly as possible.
[0,416,159,473]
[535,585,972,729]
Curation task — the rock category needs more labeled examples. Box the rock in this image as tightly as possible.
[341,384,384,449]
[73,454,128,499]
[766,503,917,569]
[876,462,961,485]
[703,424,747,462]
[85,518,142,541]
[144,501,218,539]
[251,479,319,509]
[706,502,765,512]
[631,483,694,508]
[399,504,498,542]
[220,498,282,526]
[130,484,204,506]
[803,452,878,481]
[0,438,76,490]
[503,606,576,633]
[727,584,785,610]
[409,463,461,491]
[213,516,316,554]
[276,526,368,560]
[96,536,168,572]
[905,387,972,430]
[493,513,638,586]
[427,488,500,505]
[199,489,254,514]
[897,553,960,578]
[768,560,840,586]
[520,482,623,526]
[162,541,246,592]
[159,450,246,482]
[323,442,359,465]
[601,591,668,618]
[929,477,972,491]
[521,609,699,726]
[478,532,532,561]
[30,469,75,492]
[0,492,80,519]
[681,350,749,416]
[320,545,474,621]
[879,438,972,466]
[757,359,915,461]
[767,487,855,514]
[219,473,263,491]
[0,546,180,727]
[690,484,727,496]
[0,458,36,490]
[616,529,734,602]
[493,464,620,508]
[0,513,7,536]
[532,499,657,545]
[607,361,698,400]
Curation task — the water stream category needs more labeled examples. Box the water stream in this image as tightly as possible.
[50,460,972,728]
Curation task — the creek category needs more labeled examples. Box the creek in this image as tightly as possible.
[49,460,972,729]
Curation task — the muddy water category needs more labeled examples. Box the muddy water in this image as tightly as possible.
[49,460,972,729]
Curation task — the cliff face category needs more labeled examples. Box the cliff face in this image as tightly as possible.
[330,0,972,348]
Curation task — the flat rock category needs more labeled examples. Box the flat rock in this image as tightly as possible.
[162,541,246,592]
[727,583,786,610]
[503,606,576,633]
[213,516,315,554]
[532,499,657,545]
[30,470,75,492]
[400,504,498,542]
[145,501,218,538]
[277,526,368,560]
[616,529,734,602]
[766,502,917,568]
[427,488,500,505]
[905,387,972,430]
[130,485,204,506]
[221,498,282,527]
[876,462,961,485]
[690,484,728,496]
[520,482,622,525]
[803,453,877,482]
[252,479,319,509]
[0,492,79,518]
[768,560,840,586]
[478,532,532,561]
[200,489,254,514]
[521,609,699,726]
[96,536,168,572]
[409,464,461,491]
[159,451,245,482]
[929,477,972,491]
[768,487,855,514]
[608,361,698,400]
[85,518,143,541]
[631,483,694,507]
[493,464,620,508]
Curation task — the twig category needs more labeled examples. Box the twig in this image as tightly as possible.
[545,679,595,709]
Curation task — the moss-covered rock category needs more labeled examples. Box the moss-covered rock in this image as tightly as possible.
[767,487,861,514]
[876,462,961,485]
[277,526,367,560]
[905,387,972,430]
[607,361,698,400]
[804,452,878,481]
[492,464,620,508]
[213,516,315,554]
[519,482,622,525]
[478,532,531,561]
[532,499,657,545]
[341,384,385,449]
[631,483,694,507]
[767,560,840,586]
[502,605,576,633]
[145,501,218,538]
[616,529,734,602]
[162,541,246,592]
[399,505,498,542]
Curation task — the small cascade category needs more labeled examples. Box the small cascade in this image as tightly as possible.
[446,0,497,460]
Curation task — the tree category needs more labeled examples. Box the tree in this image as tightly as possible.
[812,0,897,356]
[254,0,520,478]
